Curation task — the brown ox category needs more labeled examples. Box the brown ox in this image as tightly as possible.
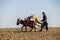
[16,18,36,32]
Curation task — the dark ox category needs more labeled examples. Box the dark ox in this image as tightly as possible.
[16,18,36,32]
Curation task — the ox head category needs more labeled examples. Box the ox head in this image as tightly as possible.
[16,17,21,25]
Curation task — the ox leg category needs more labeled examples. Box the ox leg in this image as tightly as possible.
[34,26,36,32]
[21,26,24,31]
[25,26,27,32]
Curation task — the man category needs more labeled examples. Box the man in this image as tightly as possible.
[39,12,48,31]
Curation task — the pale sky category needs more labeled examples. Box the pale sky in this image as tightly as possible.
[0,0,60,28]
